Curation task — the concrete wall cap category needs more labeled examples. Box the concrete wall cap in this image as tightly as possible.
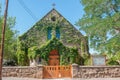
[72,63,78,66]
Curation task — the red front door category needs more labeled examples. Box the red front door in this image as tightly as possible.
[49,50,59,66]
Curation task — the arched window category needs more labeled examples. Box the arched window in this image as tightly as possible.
[56,27,60,39]
[47,27,52,40]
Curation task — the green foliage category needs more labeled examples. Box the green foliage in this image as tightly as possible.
[0,5,18,61]
[106,36,120,54]
[28,46,38,59]
[106,58,119,65]
[17,50,26,66]
[77,0,120,54]
[17,49,29,66]
[16,40,29,66]
[106,52,120,65]
[81,53,91,65]
[27,37,78,65]
[84,58,91,65]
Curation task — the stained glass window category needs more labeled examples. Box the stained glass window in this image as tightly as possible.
[56,27,60,39]
[47,27,52,40]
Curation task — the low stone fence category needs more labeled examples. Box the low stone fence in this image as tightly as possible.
[2,65,120,79]
[72,64,120,78]
[2,65,43,78]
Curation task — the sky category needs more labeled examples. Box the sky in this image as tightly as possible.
[1,0,84,35]
[1,0,96,54]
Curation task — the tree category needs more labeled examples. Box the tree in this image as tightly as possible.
[77,0,120,54]
[0,5,17,62]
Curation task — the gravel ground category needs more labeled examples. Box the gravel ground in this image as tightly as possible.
[2,77,120,80]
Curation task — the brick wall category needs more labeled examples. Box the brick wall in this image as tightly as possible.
[2,65,43,78]
[72,64,120,78]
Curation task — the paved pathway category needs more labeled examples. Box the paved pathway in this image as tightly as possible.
[2,77,120,80]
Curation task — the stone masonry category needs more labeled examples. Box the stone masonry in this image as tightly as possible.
[2,65,43,79]
[2,64,120,79]
[72,64,120,78]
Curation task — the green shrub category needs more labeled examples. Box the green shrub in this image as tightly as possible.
[17,50,26,66]
[106,59,119,65]
[82,54,91,65]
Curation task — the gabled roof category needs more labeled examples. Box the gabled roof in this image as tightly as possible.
[19,8,87,49]
[20,8,83,37]
[39,8,84,36]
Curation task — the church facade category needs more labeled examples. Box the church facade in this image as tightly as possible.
[18,8,89,66]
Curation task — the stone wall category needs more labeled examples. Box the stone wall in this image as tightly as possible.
[2,65,120,79]
[2,65,43,79]
[72,64,120,78]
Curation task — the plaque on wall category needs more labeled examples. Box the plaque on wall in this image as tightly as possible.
[92,55,106,66]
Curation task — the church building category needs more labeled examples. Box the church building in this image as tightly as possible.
[18,8,89,66]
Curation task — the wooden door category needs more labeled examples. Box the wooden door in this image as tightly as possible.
[49,50,59,66]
